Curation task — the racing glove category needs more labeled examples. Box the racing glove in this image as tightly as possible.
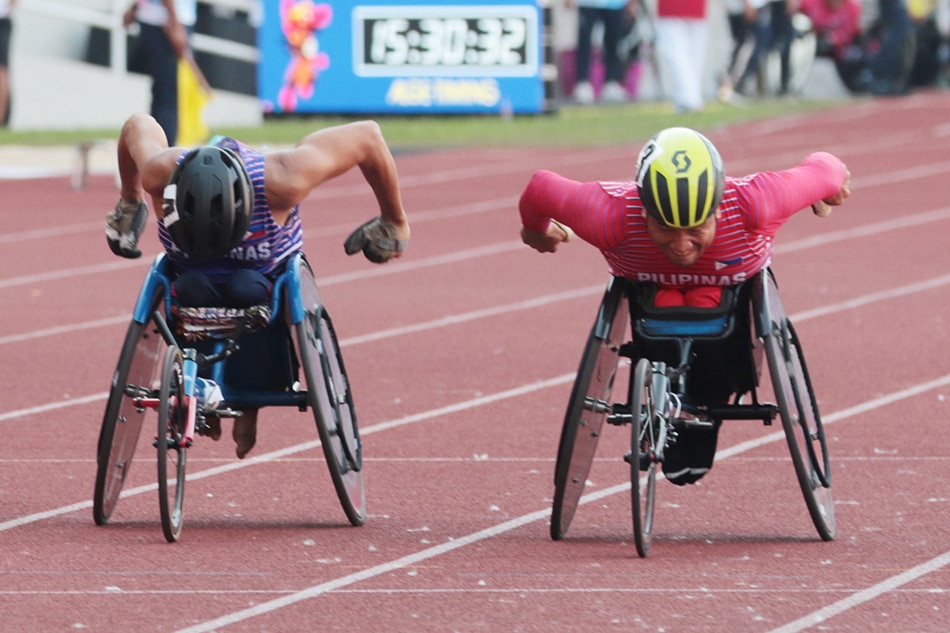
[106,199,149,259]
[343,216,408,264]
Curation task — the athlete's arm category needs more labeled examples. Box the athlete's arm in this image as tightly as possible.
[264,121,409,244]
[519,170,627,252]
[736,152,850,232]
[116,112,186,212]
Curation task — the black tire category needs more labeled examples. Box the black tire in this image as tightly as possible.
[293,259,366,526]
[551,280,630,540]
[93,290,166,526]
[630,358,657,558]
[759,273,834,541]
[157,346,187,543]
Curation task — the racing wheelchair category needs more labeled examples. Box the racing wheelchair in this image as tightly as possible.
[551,269,834,557]
[92,252,364,542]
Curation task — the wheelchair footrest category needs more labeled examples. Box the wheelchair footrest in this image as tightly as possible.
[701,403,778,423]
[204,408,244,419]
[624,451,654,471]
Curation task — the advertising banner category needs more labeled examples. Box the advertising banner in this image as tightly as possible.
[257,0,549,114]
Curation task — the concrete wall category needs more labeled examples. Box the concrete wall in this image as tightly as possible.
[9,55,261,131]
[8,1,262,132]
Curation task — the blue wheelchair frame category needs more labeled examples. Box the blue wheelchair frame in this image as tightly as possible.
[130,252,307,410]
[93,251,366,542]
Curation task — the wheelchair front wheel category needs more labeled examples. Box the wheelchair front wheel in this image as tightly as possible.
[294,262,366,527]
[764,318,835,541]
[157,346,188,543]
[94,299,165,526]
[629,358,657,558]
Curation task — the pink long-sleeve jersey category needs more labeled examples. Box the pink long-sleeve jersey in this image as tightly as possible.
[519,152,846,289]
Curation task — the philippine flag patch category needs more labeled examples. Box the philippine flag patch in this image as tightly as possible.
[715,257,742,270]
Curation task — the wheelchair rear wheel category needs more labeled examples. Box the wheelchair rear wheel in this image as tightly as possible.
[764,317,835,541]
[294,261,366,526]
[629,358,657,557]
[551,281,630,540]
[157,346,188,543]
[94,291,166,525]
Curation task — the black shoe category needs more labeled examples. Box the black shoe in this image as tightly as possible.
[662,421,721,486]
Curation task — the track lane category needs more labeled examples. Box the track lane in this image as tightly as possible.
[1,92,949,631]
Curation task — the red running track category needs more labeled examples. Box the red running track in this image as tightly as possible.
[1,91,949,632]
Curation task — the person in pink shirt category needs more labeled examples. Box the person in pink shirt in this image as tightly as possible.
[519,127,851,484]
[798,0,863,60]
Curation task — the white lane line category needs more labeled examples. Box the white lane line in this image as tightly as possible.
[0,259,144,289]
[2,363,948,631]
[340,285,603,346]
[3,269,947,420]
[7,208,950,345]
[170,374,950,633]
[0,374,576,532]
[1,586,942,597]
[4,197,949,294]
[0,315,130,346]
[0,240,525,291]
[792,272,950,323]
[765,551,950,633]
[0,393,109,423]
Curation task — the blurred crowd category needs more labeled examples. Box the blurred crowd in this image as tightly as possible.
[560,0,950,110]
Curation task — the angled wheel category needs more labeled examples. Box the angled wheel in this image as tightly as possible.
[758,272,834,541]
[93,288,166,525]
[629,358,657,558]
[293,259,366,526]
[157,345,188,543]
[551,279,630,540]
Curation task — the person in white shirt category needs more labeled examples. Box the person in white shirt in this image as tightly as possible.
[124,0,197,144]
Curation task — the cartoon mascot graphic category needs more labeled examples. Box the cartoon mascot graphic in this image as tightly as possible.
[278,0,333,112]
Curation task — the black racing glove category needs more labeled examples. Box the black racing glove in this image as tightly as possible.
[106,199,149,259]
[343,216,408,264]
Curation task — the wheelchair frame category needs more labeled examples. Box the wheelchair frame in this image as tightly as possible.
[92,252,365,542]
[551,269,834,557]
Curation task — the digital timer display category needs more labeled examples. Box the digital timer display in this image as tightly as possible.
[353,6,539,76]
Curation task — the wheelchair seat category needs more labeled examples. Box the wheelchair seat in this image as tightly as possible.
[619,277,760,407]
[625,279,755,342]
[129,252,312,409]
[632,284,739,340]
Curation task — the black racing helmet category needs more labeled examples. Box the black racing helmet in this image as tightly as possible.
[162,145,253,260]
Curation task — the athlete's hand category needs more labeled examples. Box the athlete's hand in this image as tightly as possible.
[814,165,851,217]
[106,199,149,258]
[520,220,573,253]
[344,216,408,263]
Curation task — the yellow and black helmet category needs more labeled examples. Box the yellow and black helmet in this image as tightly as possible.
[635,127,725,228]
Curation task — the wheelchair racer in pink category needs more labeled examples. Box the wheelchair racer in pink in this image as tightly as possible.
[519,127,851,484]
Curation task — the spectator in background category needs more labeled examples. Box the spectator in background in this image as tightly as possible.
[570,0,637,104]
[868,0,914,94]
[801,0,915,94]
[720,0,769,100]
[654,0,709,112]
[906,0,950,87]
[0,0,15,127]
[124,0,197,145]
[768,0,796,95]
[798,0,862,60]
